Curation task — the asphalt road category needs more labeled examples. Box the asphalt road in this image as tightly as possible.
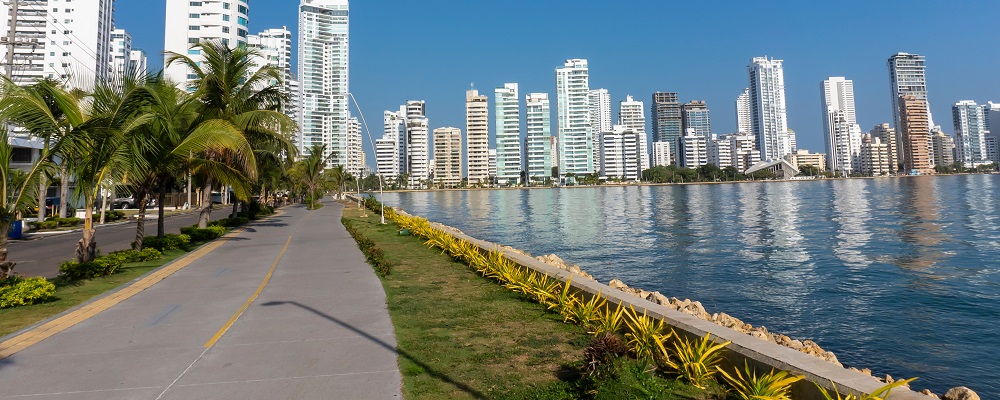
[8,212,202,278]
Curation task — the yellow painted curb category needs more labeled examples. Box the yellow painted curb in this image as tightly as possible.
[0,227,248,360]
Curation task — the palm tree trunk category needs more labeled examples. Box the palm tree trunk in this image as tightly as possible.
[0,222,14,279]
[99,187,108,224]
[198,177,213,228]
[75,203,97,263]
[132,191,148,249]
[157,180,167,237]
[231,198,238,218]
[59,166,69,218]
[37,175,47,223]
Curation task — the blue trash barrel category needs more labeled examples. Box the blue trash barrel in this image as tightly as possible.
[7,220,22,240]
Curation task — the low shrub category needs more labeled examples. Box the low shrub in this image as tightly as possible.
[57,217,82,227]
[209,217,248,228]
[60,258,121,281]
[0,276,56,308]
[142,233,191,252]
[180,225,226,242]
[342,218,392,277]
[92,210,127,222]
[107,248,162,263]
[39,220,58,230]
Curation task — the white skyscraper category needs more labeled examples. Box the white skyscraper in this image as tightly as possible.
[748,57,791,161]
[652,142,672,167]
[600,126,641,182]
[466,89,490,185]
[619,95,650,171]
[525,93,552,183]
[249,27,293,86]
[347,117,365,178]
[708,135,733,169]
[680,131,708,168]
[298,0,349,167]
[406,116,429,188]
[164,0,250,88]
[0,0,115,88]
[110,29,132,77]
[953,100,990,167]
[556,59,593,177]
[376,109,404,180]
[128,49,148,77]
[495,83,522,185]
[736,88,752,134]
[821,77,862,174]
[589,88,611,169]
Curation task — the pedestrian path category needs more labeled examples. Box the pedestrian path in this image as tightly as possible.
[0,201,402,399]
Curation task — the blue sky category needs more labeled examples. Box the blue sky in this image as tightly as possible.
[117,0,1000,161]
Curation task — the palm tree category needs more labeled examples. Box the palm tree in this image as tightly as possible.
[0,127,51,277]
[289,144,330,210]
[327,165,348,200]
[166,40,295,228]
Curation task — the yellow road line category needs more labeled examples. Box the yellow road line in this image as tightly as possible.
[204,235,292,348]
[0,228,248,360]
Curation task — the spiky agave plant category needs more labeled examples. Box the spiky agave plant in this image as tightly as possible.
[665,331,731,389]
[717,362,803,400]
[814,378,918,400]
[542,279,579,321]
[623,306,671,362]
[590,302,626,336]
[565,291,607,329]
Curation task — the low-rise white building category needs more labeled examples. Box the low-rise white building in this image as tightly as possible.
[680,131,708,168]
[600,126,641,181]
[652,141,671,167]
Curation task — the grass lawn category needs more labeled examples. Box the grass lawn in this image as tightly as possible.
[0,247,193,337]
[342,206,717,400]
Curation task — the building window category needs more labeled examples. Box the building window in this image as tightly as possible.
[189,25,200,30]
[189,13,199,18]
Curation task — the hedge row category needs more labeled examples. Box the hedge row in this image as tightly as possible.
[342,218,393,277]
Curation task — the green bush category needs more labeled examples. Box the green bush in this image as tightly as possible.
[107,248,162,263]
[209,217,248,228]
[92,210,127,222]
[60,258,122,281]
[180,225,226,242]
[342,218,393,277]
[142,233,191,252]
[57,217,82,227]
[0,276,56,309]
[39,220,58,230]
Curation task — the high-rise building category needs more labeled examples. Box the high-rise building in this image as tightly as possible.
[589,89,612,169]
[681,100,711,138]
[298,0,349,167]
[708,135,732,168]
[406,115,430,188]
[128,49,148,77]
[525,93,552,183]
[736,88,752,134]
[556,59,592,176]
[888,53,932,167]
[651,92,682,160]
[899,94,934,175]
[165,0,250,88]
[375,111,401,181]
[599,126,641,181]
[953,100,990,167]
[0,0,115,87]
[465,89,490,185]
[859,134,891,176]
[249,27,293,86]
[680,131,708,168]
[931,129,955,167]
[748,57,791,161]
[549,136,559,176]
[821,77,862,174]
[870,123,899,173]
[347,117,365,178]
[619,95,649,171]
[495,83,522,185]
[433,127,462,188]
[985,136,999,165]
[110,29,132,77]
[652,141,671,167]
[728,133,761,172]
[488,149,497,181]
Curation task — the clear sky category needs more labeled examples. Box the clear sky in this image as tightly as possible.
[117,0,1000,162]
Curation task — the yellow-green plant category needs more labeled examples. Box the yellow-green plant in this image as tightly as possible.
[814,378,918,400]
[623,306,671,361]
[665,331,731,389]
[542,279,578,319]
[565,291,607,329]
[717,362,803,400]
[590,302,626,336]
[526,273,560,304]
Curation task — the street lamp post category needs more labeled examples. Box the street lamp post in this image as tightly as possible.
[347,92,385,224]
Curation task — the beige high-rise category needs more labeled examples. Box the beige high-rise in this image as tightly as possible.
[433,127,463,188]
[860,134,891,176]
[466,90,490,185]
[899,95,934,175]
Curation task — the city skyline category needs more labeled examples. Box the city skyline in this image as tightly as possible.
[62,1,1000,168]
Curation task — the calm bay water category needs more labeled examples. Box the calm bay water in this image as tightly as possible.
[381,175,1000,397]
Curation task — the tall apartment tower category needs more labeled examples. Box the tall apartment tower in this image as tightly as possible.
[376,110,403,180]
[619,95,649,171]
[347,117,365,178]
[870,123,899,173]
[859,134,891,176]
[433,127,462,188]
[888,53,932,167]
[952,100,989,167]
[249,27,293,86]
[556,59,592,176]
[599,126,641,181]
[736,88,752,134]
[651,92,682,159]
[821,77,861,174]
[495,83,522,185]
[0,0,114,87]
[165,0,249,87]
[298,0,349,166]
[652,142,671,167]
[128,49,148,76]
[931,130,955,167]
[405,101,429,188]
[110,29,132,77]
[525,93,552,182]
[681,100,711,137]
[899,94,934,175]
[589,89,612,169]
[465,89,490,185]
[748,56,791,161]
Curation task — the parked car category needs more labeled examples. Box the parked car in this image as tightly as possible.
[112,193,156,209]
[34,197,75,215]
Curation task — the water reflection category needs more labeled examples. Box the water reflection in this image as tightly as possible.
[832,179,873,268]
[896,177,947,271]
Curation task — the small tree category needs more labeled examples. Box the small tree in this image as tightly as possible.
[0,128,49,277]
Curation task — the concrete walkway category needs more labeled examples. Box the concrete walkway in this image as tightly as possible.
[0,201,402,399]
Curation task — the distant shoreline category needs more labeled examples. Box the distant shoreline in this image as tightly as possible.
[377,172,997,193]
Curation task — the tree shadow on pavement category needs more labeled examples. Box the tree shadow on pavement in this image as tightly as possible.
[261,300,486,399]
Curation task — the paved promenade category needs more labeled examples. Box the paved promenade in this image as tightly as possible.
[0,201,402,399]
